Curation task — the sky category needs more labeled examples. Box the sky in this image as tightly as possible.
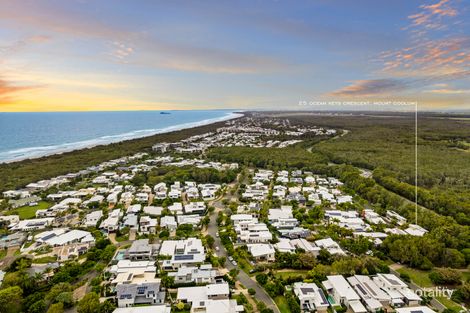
[0,0,469,112]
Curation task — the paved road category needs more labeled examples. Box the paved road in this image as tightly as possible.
[208,200,280,313]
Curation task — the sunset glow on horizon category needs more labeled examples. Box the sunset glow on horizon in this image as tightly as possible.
[1,0,469,112]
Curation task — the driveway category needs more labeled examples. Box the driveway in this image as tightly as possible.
[208,198,280,313]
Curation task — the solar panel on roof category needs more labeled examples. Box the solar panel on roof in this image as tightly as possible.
[318,289,329,305]
[410,311,424,313]
[300,287,314,294]
[41,233,57,241]
[174,254,194,261]
[355,284,367,295]
[363,282,378,296]
[137,286,148,294]
[384,275,401,286]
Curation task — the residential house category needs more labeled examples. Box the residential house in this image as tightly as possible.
[139,216,157,234]
[125,239,159,261]
[184,202,206,215]
[115,274,165,308]
[100,209,122,233]
[144,206,164,216]
[315,238,345,255]
[347,275,390,312]
[168,264,219,285]
[85,210,103,227]
[322,275,366,313]
[177,283,230,303]
[373,274,421,307]
[160,216,177,231]
[293,282,329,313]
[160,238,206,270]
[247,244,275,262]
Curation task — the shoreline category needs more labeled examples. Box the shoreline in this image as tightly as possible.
[0,111,244,164]
[0,112,245,191]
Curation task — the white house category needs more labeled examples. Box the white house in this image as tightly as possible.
[247,244,275,262]
[139,216,157,234]
[322,275,366,313]
[85,210,103,227]
[177,283,230,303]
[268,206,298,229]
[168,264,219,285]
[168,202,184,215]
[315,238,345,255]
[347,275,390,311]
[160,216,177,230]
[100,209,122,232]
[184,202,206,215]
[293,282,329,313]
[143,206,164,216]
[373,274,421,307]
[160,238,206,270]
[9,218,54,231]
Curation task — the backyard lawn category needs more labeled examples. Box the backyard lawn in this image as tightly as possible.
[8,201,51,219]
[396,267,434,288]
[274,296,291,313]
[274,270,310,280]
[436,296,464,311]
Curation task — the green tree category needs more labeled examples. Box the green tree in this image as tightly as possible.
[27,300,46,313]
[0,286,23,313]
[99,300,116,313]
[255,273,268,285]
[47,303,64,313]
[55,292,74,308]
[46,283,73,304]
[205,235,215,248]
[77,292,100,313]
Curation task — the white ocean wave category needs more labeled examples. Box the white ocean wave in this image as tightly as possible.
[0,111,242,163]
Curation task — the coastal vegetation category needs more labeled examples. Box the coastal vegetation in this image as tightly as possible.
[0,120,230,192]
[206,112,470,273]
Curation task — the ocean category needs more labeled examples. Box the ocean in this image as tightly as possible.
[0,110,240,163]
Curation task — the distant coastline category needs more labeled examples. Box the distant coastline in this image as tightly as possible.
[0,110,243,164]
[0,111,245,191]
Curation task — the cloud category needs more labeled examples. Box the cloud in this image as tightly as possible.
[424,88,470,94]
[330,0,469,103]
[330,69,470,98]
[0,2,288,74]
[381,0,469,76]
[0,77,42,104]
[0,35,51,61]
[380,36,470,76]
[407,0,458,31]
[329,79,410,97]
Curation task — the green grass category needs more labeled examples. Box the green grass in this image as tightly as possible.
[436,296,463,311]
[0,249,7,260]
[32,255,57,263]
[8,201,52,219]
[461,270,470,282]
[397,267,434,288]
[274,296,291,313]
[236,258,254,274]
[274,270,310,280]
